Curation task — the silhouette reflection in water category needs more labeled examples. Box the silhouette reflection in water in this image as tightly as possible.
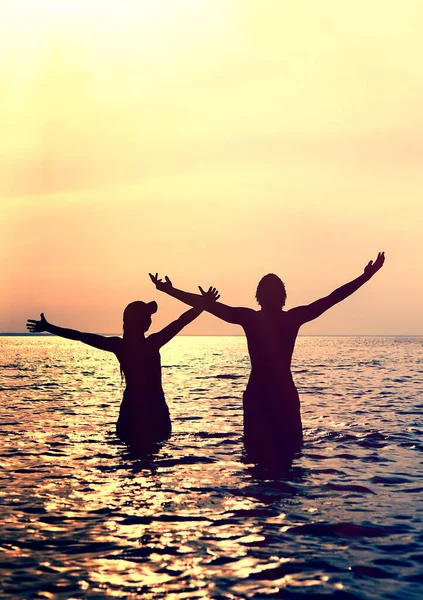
[150,252,385,470]
[26,287,219,454]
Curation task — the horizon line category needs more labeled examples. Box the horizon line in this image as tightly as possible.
[1,333,422,338]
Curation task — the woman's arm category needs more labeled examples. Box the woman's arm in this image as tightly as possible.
[26,313,120,352]
[149,274,253,325]
[149,288,220,348]
[289,252,385,325]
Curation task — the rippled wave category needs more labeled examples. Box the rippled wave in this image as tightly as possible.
[1,335,423,598]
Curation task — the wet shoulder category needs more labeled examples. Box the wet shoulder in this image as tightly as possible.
[144,334,163,354]
[247,309,300,333]
[108,336,123,354]
[108,337,122,359]
[115,337,160,360]
[241,308,260,324]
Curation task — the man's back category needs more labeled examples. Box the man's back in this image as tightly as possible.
[240,309,303,463]
[242,309,300,385]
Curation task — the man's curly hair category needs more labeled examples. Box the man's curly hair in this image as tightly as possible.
[255,273,287,308]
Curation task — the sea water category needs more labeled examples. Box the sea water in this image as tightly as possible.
[0,335,422,599]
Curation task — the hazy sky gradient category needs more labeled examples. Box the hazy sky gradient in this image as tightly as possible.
[2,1,422,334]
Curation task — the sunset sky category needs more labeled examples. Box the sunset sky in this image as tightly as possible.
[2,0,422,335]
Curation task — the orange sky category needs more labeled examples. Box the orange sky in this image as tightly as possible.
[2,1,422,335]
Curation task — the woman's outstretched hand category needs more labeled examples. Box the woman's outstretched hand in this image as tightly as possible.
[198,286,220,303]
[364,252,385,278]
[27,313,49,333]
[149,273,173,293]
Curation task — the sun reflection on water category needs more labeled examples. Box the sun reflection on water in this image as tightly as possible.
[1,336,423,598]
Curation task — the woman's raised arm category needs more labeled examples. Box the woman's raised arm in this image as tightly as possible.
[26,313,120,352]
[149,287,220,348]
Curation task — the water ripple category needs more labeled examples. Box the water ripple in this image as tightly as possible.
[0,335,422,599]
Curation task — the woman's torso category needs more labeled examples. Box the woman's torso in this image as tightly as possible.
[115,338,171,441]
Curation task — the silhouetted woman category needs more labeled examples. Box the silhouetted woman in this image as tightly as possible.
[150,253,385,467]
[27,288,219,451]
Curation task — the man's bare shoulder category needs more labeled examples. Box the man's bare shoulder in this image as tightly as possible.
[239,307,259,321]
[253,309,301,326]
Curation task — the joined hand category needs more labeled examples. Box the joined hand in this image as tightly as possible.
[198,286,220,303]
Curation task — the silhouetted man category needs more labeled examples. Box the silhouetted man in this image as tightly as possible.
[150,252,385,468]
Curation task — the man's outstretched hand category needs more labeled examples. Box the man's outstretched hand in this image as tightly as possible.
[27,313,49,333]
[149,273,173,293]
[198,286,220,303]
[364,252,385,278]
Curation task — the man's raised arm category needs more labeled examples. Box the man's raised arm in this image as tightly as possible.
[149,273,252,325]
[289,252,385,326]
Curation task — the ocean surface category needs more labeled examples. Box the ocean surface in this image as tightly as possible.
[1,335,423,599]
